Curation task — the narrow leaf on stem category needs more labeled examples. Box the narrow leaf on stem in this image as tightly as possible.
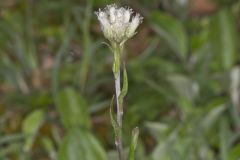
[110,96,124,160]
[128,127,139,160]
[118,66,128,114]
[110,96,121,139]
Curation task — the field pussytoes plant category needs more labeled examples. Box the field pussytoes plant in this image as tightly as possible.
[95,4,143,160]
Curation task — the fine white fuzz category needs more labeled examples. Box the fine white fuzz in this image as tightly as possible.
[95,4,143,44]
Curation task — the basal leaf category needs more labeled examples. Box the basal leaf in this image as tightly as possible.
[56,87,91,129]
[150,11,188,60]
[22,109,44,152]
[210,9,237,70]
[58,129,107,160]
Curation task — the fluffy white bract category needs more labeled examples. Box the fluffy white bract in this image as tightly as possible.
[95,4,143,44]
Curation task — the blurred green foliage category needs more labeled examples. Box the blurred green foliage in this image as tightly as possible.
[0,0,240,159]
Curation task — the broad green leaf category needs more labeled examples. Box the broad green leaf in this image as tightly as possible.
[151,131,177,160]
[56,87,90,129]
[150,12,188,60]
[22,110,44,152]
[210,9,237,70]
[167,74,199,103]
[201,104,226,133]
[58,129,107,160]
[145,122,169,141]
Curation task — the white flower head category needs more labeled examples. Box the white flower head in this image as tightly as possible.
[95,4,143,44]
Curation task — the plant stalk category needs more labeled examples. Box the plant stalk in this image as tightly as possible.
[113,43,124,160]
[115,70,122,127]
[115,69,124,160]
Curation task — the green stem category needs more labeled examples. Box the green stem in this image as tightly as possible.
[115,69,122,127]
[112,43,124,160]
[115,67,124,160]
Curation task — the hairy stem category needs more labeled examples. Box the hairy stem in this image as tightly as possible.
[115,70,122,127]
[113,43,124,160]
[115,69,124,160]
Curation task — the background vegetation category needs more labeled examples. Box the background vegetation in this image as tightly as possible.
[0,0,240,159]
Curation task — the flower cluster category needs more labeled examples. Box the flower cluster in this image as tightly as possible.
[95,4,143,44]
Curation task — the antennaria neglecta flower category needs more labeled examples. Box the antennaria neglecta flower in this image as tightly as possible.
[95,4,143,44]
